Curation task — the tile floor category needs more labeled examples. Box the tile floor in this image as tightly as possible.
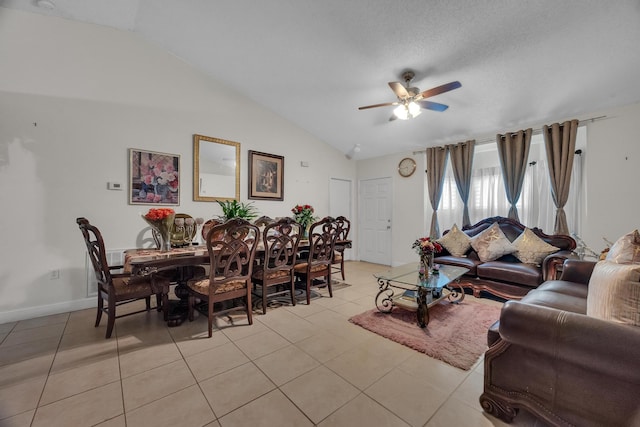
[0,261,549,427]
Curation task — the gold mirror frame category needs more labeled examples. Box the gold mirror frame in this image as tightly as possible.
[193,134,240,201]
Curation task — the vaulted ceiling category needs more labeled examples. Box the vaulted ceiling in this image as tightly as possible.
[3,0,640,159]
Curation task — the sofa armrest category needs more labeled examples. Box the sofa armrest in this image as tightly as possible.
[541,250,577,281]
[559,259,597,284]
[499,301,640,383]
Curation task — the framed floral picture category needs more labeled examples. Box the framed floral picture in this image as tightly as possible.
[248,150,284,201]
[129,149,180,205]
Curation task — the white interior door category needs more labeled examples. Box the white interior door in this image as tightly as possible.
[359,177,392,265]
[330,178,353,261]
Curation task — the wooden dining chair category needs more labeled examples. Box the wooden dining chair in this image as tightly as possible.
[253,215,275,227]
[294,216,338,304]
[186,218,259,337]
[76,217,170,339]
[331,216,351,280]
[252,217,302,314]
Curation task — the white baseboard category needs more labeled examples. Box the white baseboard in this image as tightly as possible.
[0,298,96,325]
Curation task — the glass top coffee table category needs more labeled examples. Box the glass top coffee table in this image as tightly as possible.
[373,263,469,328]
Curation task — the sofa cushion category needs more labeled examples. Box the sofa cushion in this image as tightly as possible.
[477,261,541,287]
[437,223,471,257]
[521,288,587,314]
[587,261,640,326]
[470,222,513,262]
[433,254,481,275]
[511,227,559,265]
[536,280,589,299]
[605,230,640,264]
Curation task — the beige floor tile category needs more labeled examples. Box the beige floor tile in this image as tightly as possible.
[283,299,327,317]
[451,370,485,410]
[32,381,123,427]
[124,385,214,427]
[218,389,312,427]
[233,328,290,360]
[280,365,359,424]
[203,421,221,427]
[253,344,320,386]
[0,337,59,367]
[200,362,275,417]
[329,300,371,318]
[121,359,195,412]
[396,352,469,395]
[365,367,448,427]
[0,354,54,389]
[51,335,118,373]
[0,376,47,420]
[93,415,126,427]
[0,409,35,427]
[185,342,249,382]
[295,330,357,363]
[117,329,182,378]
[40,355,120,405]
[13,313,69,332]
[168,318,230,357]
[0,323,65,348]
[218,316,268,341]
[318,393,410,427]
[63,308,96,335]
[324,335,414,390]
[257,308,319,343]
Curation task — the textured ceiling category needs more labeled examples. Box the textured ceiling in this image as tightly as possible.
[3,0,640,159]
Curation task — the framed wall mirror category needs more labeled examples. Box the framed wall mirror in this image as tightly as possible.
[193,134,240,201]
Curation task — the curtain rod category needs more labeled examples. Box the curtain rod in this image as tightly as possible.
[412,115,606,154]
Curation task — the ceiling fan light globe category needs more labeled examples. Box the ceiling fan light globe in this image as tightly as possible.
[393,105,409,120]
[408,102,421,117]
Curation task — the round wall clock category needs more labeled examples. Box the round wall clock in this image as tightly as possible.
[398,157,417,177]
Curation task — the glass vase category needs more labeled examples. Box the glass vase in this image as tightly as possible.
[418,253,433,284]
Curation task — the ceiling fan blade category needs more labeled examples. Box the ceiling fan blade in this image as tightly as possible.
[388,114,398,122]
[388,82,410,99]
[417,100,449,112]
[419,81,462,99]
[358,101,399,110]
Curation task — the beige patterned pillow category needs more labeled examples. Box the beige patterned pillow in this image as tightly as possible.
[606,230,640,264]
[512,228,559,265]
[587,261,640,326]
[437,224,471,257]
[470,222,513,262]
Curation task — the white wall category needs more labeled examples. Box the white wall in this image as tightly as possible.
[0,9,355,322]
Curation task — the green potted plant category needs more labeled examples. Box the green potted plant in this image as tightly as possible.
[217,200,259,222]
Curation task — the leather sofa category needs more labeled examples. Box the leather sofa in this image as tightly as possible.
[434,216,576,300]
[481,260,640,426]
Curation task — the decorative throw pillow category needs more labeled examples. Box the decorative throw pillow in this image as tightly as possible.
[470,222,514,262]
[606,230,640,264]
[587,261,640,326]
[511,228,560,265]
[437,224,471,257]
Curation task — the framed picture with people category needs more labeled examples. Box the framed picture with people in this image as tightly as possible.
[248,150,284,201]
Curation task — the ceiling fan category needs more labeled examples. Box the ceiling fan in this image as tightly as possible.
[358,70,461,121]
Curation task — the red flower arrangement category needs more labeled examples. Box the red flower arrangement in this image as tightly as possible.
[412,236,443,256]
[291,204,316,229]
[143,208,175,221]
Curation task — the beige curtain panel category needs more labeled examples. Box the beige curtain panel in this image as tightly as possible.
[447,140,475,227]
[543,119,579,235]
[496,128,533,222]
[426,147,448,239]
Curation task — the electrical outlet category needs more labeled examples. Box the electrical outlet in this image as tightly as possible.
[49,269,60,280]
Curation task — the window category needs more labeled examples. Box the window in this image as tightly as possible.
[438,127,586,236]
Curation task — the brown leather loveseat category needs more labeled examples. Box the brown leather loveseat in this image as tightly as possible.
[434,216,576,300]
[481,260,640,426]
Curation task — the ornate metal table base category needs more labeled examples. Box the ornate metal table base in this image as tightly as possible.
[375,276,465,328]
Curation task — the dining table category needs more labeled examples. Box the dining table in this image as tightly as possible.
[123,238,352,326]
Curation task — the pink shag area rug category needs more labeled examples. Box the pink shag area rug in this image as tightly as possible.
[349,300,501,370]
